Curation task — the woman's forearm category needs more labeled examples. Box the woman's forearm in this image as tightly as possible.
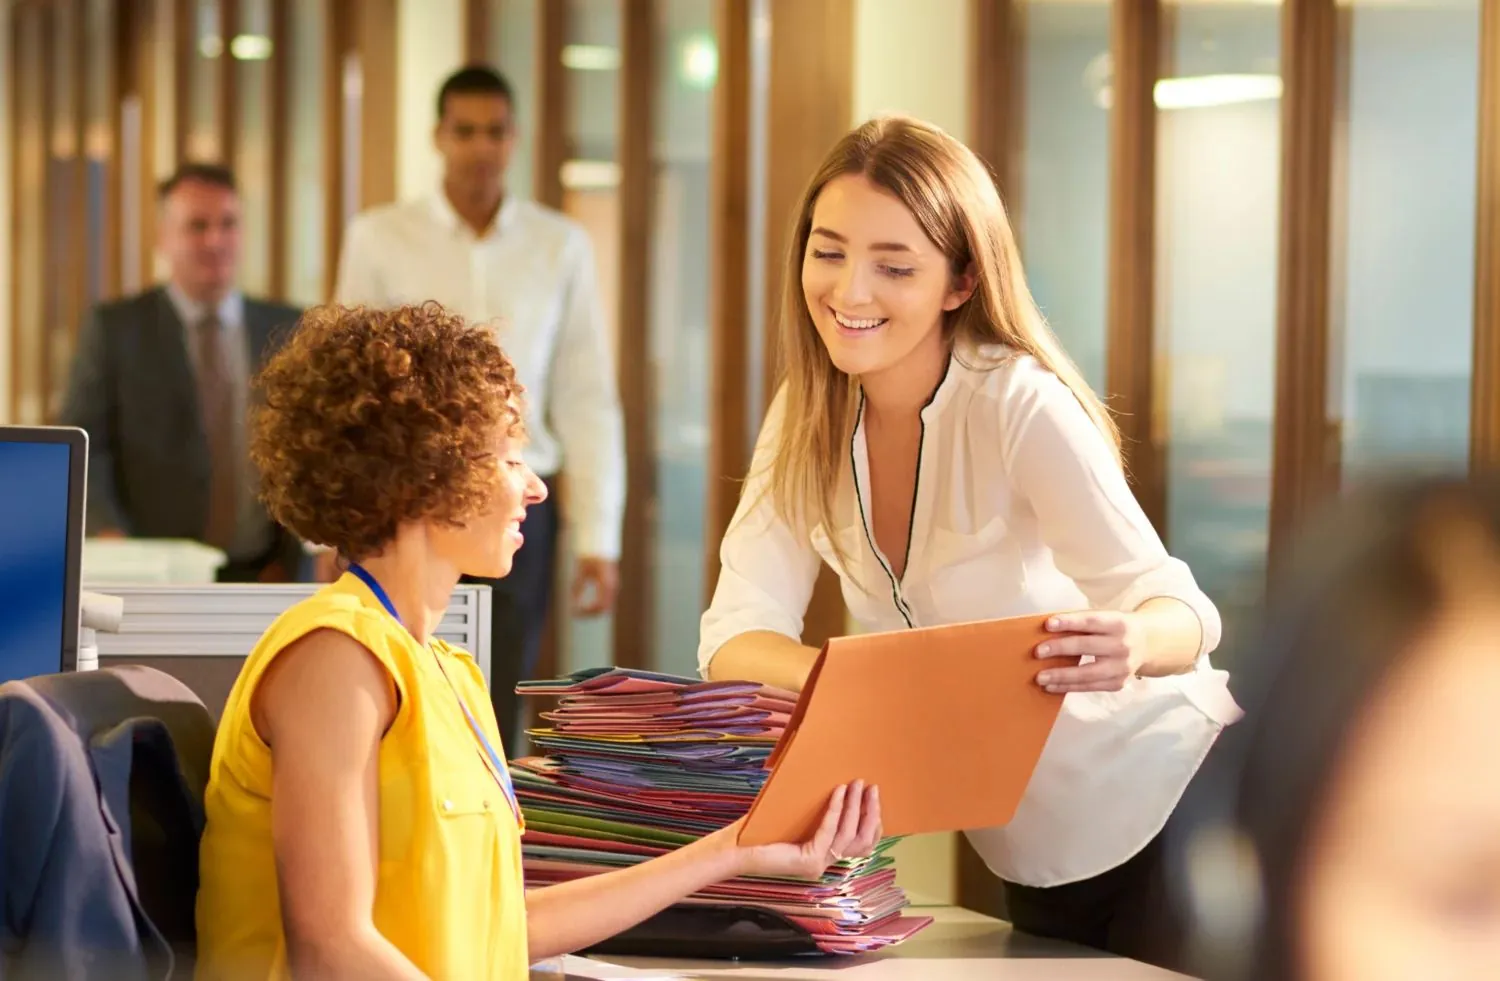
[1134,596,1204,676]
[524,832,743,961]
[285,925,430,981]
[705,630,822,691]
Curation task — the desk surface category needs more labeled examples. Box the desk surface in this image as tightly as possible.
[548,907,1195,980]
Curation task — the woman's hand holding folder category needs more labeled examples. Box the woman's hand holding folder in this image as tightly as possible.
[710,780,884,880]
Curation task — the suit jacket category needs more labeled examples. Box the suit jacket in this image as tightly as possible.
[0,666,216,981]
[58,286,304,578]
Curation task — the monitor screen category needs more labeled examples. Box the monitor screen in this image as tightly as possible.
[0,428,87,685]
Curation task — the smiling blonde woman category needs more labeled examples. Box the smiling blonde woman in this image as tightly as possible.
[698,115,1242,969]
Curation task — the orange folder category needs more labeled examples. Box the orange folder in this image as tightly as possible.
[737,613,1072,847]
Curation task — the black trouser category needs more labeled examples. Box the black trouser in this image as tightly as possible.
[461,476,559,749]
[1003,832,1182,970]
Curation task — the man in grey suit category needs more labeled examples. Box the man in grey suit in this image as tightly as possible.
[59,163,305,582]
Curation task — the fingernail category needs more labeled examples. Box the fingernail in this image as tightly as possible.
[1047,617,1061,629]
[1037,644,1050,657]
[1046,685,1063,694]
[1037,672,1053,685]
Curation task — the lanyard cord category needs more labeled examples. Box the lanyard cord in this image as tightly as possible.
[347,562,521,822]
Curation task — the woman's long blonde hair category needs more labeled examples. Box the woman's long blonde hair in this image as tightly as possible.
[766,114,1120,537]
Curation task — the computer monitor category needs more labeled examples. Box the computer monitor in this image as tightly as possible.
[0,426,88,683]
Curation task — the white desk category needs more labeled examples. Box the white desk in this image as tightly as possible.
[547,907,1195,980]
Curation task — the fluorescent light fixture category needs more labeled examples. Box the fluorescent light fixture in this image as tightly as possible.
[560,159,621,190]
[196,33,274,60]
[1155,73,1282,109]
[680,34,718,88]
[1086,71,1284,111]
[230,34,274,60]
[561,44,621,71]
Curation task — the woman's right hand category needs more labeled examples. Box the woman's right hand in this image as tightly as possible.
[708,781,883,880]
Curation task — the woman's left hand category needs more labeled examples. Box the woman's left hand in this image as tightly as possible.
[1033,611,1147,693]
[706,781,883,881]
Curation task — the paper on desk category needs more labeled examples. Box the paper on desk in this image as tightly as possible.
[739,613,1072,846]
[542,955,699,979]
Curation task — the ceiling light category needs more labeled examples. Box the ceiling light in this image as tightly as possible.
[230,34,273,60]
[561,44,620,71]
[1154,73,1282,109]
[680,34,717,88]
[560,159,620,190]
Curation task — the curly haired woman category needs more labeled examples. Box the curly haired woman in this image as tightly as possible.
[193,302,881,981]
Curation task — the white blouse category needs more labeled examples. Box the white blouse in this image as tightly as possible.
[698,347,1243,887]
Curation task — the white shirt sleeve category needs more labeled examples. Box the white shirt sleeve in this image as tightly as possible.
[999,360,1222,658]
[331,215,386,306]
[697,388,823,678]
[546,228,626,560]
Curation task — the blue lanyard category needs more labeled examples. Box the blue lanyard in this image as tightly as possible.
[347,563,521,824]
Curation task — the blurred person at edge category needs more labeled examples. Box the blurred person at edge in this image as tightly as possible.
[58,162,306,582]
[1171,475,1500,981]
[332,65,623,746]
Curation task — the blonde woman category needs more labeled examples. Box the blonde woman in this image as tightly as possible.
[698,115,1242,967]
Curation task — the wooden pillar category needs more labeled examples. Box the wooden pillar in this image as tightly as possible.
[761,0,855,651]
[533,0,566,211]
[1267,0,1339,560]
[705,0,754,596]
[968,0,1023,216]
[322,0,398,299]
[1105,0,1164,535]
[612,0,656,670]
[1473,0,1500,470]
[464,0,490,64]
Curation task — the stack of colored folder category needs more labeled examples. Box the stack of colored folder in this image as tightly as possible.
[510,667,933,955]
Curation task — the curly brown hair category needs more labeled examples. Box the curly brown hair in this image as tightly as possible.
[250,301,524,561]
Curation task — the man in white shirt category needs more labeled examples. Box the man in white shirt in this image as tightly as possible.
[333,66,625,741]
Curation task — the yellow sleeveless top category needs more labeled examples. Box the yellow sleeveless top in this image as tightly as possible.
[194,574,528,981]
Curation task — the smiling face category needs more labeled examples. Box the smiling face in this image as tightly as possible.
[430,412,546,580]
[800,172,974,388]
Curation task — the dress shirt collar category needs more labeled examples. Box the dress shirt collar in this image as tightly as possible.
[429,188,519,240]
[165,281,243,330]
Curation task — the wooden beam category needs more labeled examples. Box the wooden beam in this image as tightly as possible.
[1473,0,1500,470]
[1105,0,1163,534]
[70,0,90,343]
[1268,0,1338,559]
[322,0,346,299]
[115,0,158,295]
[7,2,38,420]
[464,0,490,64]
[220,0,238,167]
[705,0,753,596]
[267,0,289,298]
[101,0,123,299]
[173,0,192,161]
[764,0,854,651]
[612,0,656,671]
[356,0,397,209]
[533,0,566,210]
[968,0,1023,212]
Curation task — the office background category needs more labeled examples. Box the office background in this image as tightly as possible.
[2,0,1498,914]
